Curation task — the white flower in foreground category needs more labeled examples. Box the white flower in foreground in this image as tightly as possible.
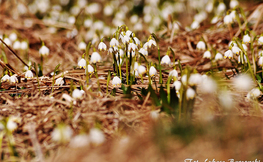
[121,35,129,44]
[243,34,251,44]
[246,88,261,100]
[78,58,86,69]
[39,45,50,56]
[10,75,18,83]
[55,77,64,86]
[224,15,233,24]
[150,111,159,120]
[112,76,121,87]
[238,55,247,63]
[189,73,202,86]
[258,36,263,45]
[78,41,86,50]
[230,0,239,8]
[224,50,234,59]
[169,69,178,80]
[52,125,73,143]
[233,74,254,91]
[232,46,241,55]
[215,52,223,61]
[148,39,156,48]
[149,66,157,77]
[13,40,21,50]
[110,38,119,47]
[138,65,146,75]
[258,57,263,66]
[69,134,90,148]
[173,80,181,91]
[134,37,140,46]
[98,42,107,51]
[200,77,217,94]
[25,70,34,78]
[196,41,206,50]
[20,41,28,50]
[1,74,10,82]
[7,117,18,132]
[90,52,102,63]
[72,89,84,99]
[217,2,226,13]
[89,128,105,146]
[203,50,211,59]
[186,87,196,100]
[161,55,171,65]
[138,48,148,56]
[3,38,11,46]
[218,90,233,110]
[85,64,94,74]
[242,43,248,51]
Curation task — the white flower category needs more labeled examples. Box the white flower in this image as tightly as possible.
[139,48,148,56]
[238,55,247,63]
[229,11,236,20]
[20,41,28,50]
[196,41,206,50]
[39,45,50,56]
[86,64,94,74]
[138,65,146,75]
[9,75,18,83]
[246,88,261,100]
[143,42,149,49]
[203,50,211,59]
[117,58,123,65]
[118,49,124,58]
[69,134,90,148]
[1,74,10,82]
[243,34,251,43]
[189,73,202,86]
[258,57,263,66]
[224,15,233,24]
[148,39,156,48]
[224,50,234,59]
[110,38,119,47]
[9,33,17,42]
[258,36,263,45]
[51,125,73,142]
[112,76,122,87]
[173,80,181,91]
[200,77,217,94]
[78,41,86,50]
[90,52,102,63]
[149,66,157,77]
[233,74,254,91]
[25,70,34,78]
[169,69,178,80]
[186,87,196,100]
[131,62,139,73]
[121,35,130,44]
[191,21,200,29]
[3,38,11,46]
[126,30,133,37]
[78,58,86,69]
[215,52,223,61]
[218,90,233,110]
[84,18,93,28]
[242,43,248,51]
[7,117,18,132]
[232,46,241,55]
[13,40,21,50]
[229,41,237,47]
[55,77,64,86]
[128,43,137,52]
[72,89,84,99]
[150,111,159,120]
[211,16,219,24]
[68,16,76,24]
[230,0,239,8]
[217,2,226,13]
[181,74,187,85]
[98,42,107,51]
[161,55,171,65]
[89,128,105,145]
[134,37,140,46]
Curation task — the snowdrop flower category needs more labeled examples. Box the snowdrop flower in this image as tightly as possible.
[169,69,178,80]
[89,128,105,146]
[55,77,64,86]
[224,15,233,24]
[78,58,86,69]
[203,50,212,59]
[13,40,21,50]
[3,38,11,46]
[138,65,146,75]
[118,49,124,58]
[143,42,149,49]
[211,16,219,24]
[86,64,94,74]
[206,1,214,13]
[72,89,84,99]
[189,73,202,86]
[98,42,107,51]
[229,11,236,20]
[258,36,263,45]
[126,30,132,37]
[181,74,187,85]
[1,74,10,82]
[25,70,34,78]
[150,111,159,120]
[39,45,50,56]
[110,38,119,47]
[200,76,217,93]
[133,37,140,46]
[191,21,200,29]
[138,48,148,56]
[246,88,261,100]
[217,2,226,13]
[196,41,206,50]
[9,75,18,83]
[20,41,28,50]
[148,39,156,48]
[121,35,129,44]
[215,52,223,61]
[112,76,122,87]
[186,87,196,100]
[230,0,239,8]
[84,18,93,28]
[131,62,139,73]
[242,43,248,51]
[117,58,123,65]
[90,52,102,63]
[68,16,76,24]
[52,125,73,143]
[224,50,234,59]
[128,42,137,52]
[232,46,241,55]
[238,55,247,63]
[243,34,251,43]
[78,41,86,51]
[149,66,157,77]
[229,41,237,47]
[7,117,18,132]
[69,134,90,148]
[9,33,17,42]
[258,57,263,66]
[233,74,253,91]
[161,55,171,65]
[173,80,181,91]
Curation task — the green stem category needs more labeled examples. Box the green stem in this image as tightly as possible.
[158,46,162,84]
[86,42,91,86]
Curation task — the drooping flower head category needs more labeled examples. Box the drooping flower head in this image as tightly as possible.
[98,41,107,51]
[39,44,50,56]
[90,52,102,63]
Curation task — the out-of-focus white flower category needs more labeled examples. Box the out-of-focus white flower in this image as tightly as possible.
[203,50,212,59]
[169,69,178,80]
[13,40,21,50]
[55,77,64,86]
[243,34,251,43]
[9,75,18,83]
[211,16,219,24]
[217,2,226,13]
[78,41,86,51]
[224,50,234,59]
[1,74,10,82]
[51,125,73,143]
[69,134,90,148]
[246,88,261,100]
[112,76,121,87]
[90,52,102,63]
[86,64,94,74]
[68,16,76,24]
[200,76,217,94]
[138,65,146,75]
[181,74,187,85]
[229,11,236,20]
[191,21,200,29]
[196,41,206,50]
[189,73,202,86]
[86,3,101,15]
[139,48,148,56]
[98,42,107,51]
[20,41,28,50]
[230,0,239,8]
[258,57,263,66]
[25,70,34,78]
[186,87,196,100]
[103,4,114,16]
[233,74,254,91]
[206,1,214,13]
[78,58,86,69]
[110,38,119,47]
[173,80,181,91]
[215,52,223,61]
[224,15,233,24]
[89,128,105,145]
[72,89,84,99]
[232,46,241,55]
[3,38,11,46]
[149,66,157,77]
[218,90,233,110]
[130,15,139,24]
[84,19,93,28]
[9,33,17,42]
[39,45,50,56]
[258,36,263,45]
[150,111,159,120]
[7,117,18,132]
[161,55,171,65]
